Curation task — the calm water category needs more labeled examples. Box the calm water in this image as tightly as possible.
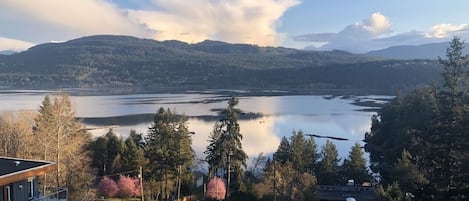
[0,90,391,162]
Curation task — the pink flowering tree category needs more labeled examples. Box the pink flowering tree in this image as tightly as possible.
[206,177,226,200]
[97,177,118,197]
[117,175,140,198]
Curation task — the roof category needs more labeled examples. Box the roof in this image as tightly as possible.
[0,157,56,186]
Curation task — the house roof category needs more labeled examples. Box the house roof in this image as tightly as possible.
[0,157,56,186]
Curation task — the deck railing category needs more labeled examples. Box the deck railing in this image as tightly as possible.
[32,187,68,201]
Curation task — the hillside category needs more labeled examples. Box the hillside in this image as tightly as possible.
[0,35,442,94]
[367,41,469,59]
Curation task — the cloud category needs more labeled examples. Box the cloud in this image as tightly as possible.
[0,0,298,51]
[294,12,469,53]
[0,0,152,44]
[0,37,35,51]
[129,0,299,46]
[294,12,392,53]
[425,23,469,38]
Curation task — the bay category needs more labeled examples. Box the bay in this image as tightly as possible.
[0,90,391,162]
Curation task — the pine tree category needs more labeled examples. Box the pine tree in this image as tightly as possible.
[342,142,370,184]
[317,140,341,185]
[145,107,194,200]
[273,136,291,164]
[204,96,247,196]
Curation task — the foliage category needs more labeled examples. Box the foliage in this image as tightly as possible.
[317,140,341,185]
[377,182,404,201]
[33,93,94,200]
[205,97,248,195]
[97,177,118,198]
[145,107,195,200]
[0,35,441,94]
[117,175,141,198]
[254,161,317,201]
[0,111,37,158]
[273,130,319,174]
[365,37,469,200]
[341,142,370,184]
[206,177,226,200]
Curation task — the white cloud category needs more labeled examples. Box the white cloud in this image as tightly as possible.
[0,0,152,46]
[0,37,35,51]
[294,12,393,53]
[0,0,298,51]
[363,12,391,35]
[425,23,469,38]
[294,12,469,53]
[129,0,299,46]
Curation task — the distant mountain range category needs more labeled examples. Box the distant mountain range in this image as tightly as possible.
[366,41,469,60]
[0,35,442,94]
[0,50,18,55]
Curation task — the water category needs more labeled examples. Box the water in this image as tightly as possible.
[0,90,391,162]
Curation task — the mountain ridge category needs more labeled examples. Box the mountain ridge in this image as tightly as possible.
[0,35,441,94]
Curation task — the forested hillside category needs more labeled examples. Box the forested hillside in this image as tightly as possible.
[0,35,441,94]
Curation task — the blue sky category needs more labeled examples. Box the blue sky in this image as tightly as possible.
[1,0,469,53]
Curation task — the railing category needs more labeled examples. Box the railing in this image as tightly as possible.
[32,187,68,201]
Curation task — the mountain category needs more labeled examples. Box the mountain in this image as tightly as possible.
[366,42,469,60]
[0,50,18,55]
[0,35,441,94]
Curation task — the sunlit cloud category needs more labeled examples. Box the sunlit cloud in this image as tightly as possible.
[0,37,35,51]
[0,0,299,51]
[129,0,299,46]
[294,12,469,53]
[294,12,392,53]
[0,0,152,44]
[425,23,469,38]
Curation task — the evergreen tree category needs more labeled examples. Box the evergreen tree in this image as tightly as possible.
[290,130,306,172]
[342,142,370,184]
[317,140,341,185]
[303,133,319,175]
[273,136,291,164]
[390,150,427,195]
[122,137,146,174]
[105,129,126,175]
[88,136,109,176]
[145,107,194,200]
[204,96,248,196]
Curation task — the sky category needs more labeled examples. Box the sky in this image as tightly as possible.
[1,0,469,53]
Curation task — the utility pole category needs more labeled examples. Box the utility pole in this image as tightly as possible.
[139,166,144,201]
[226,151,231,198]
[273,160,276,201]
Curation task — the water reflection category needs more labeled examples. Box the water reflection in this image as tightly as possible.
[0,90,389,160]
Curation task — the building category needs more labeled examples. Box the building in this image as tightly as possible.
[0,156,64,201]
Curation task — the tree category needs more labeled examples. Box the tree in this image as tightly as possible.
[0,111,37,158]
[122,137,145,174]
[206,177,226,200]
[33,94,94,200]
[390,150,427,195]
[254,161,317,201]
[88,136,109,176]
[145,107,194,201]
[342,142,370,185]
[365,37,469,200]
[117,175,140,198]
[317,140,341,185]
[105,129,126,174]
[97,177,118,197]
[273,136,291,165]
[204,96,248,196]
[273,131,319,175]
[377,182,405,201]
